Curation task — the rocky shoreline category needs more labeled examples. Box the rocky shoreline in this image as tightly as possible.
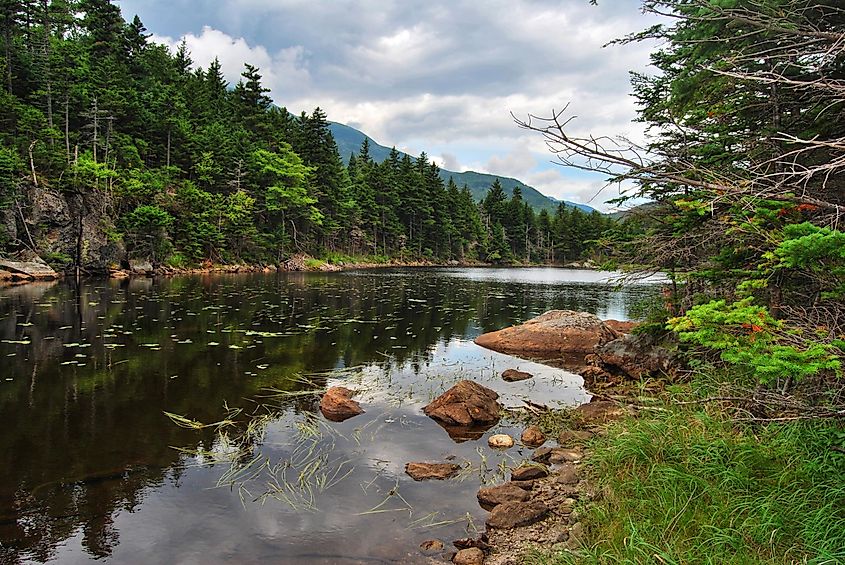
[0,253,602,286]
[407,311,676,564]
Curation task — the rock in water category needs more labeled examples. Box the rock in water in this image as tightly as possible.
[319,386,364,422]
[501,368,533,382]
[474,310,623,358]
[423,380,501,426]
[405,462,461,481]
[453,547,484,565]
[486,500,549,529]
[488,434,514,449]
[477,482,531,509]
[521,425,546,447]
[420,539,444,552]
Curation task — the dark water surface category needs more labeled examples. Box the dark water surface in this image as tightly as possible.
[0,268,661,564]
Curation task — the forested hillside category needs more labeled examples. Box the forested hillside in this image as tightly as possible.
[0,1,611,273]
[329,121,596,213]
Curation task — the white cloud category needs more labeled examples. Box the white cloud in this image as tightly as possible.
[128,0,664,211]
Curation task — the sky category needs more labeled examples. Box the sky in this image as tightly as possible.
[115,0,661,211]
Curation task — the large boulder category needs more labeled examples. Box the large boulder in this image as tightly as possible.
[474,310,625,359]
[593,332,680,378]
[0,259,58,280]
[319,386,364,422]
[423,380,501,426]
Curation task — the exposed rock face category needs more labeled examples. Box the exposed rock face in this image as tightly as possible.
[453,547,484,565]
[0,259,58,280]
[593,332,680,378]
[15,185,125,274]
[501,368,533,382]
[423,380,501,426]
[521,425,546,447]
[405,462,461,481]
[477,482,531,509]
[486,500,549,529]
[319,386,364,422]
[511,464,549,481]
[488,434,514,449]
[474,310,624,359]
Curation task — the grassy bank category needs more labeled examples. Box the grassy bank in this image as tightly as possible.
[531,384,845,565]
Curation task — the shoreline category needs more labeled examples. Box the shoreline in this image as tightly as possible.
[0,257,603,286]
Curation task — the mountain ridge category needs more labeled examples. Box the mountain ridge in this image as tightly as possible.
[329,122,596,213]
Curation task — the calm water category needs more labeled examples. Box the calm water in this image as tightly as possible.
[0,268,661,564]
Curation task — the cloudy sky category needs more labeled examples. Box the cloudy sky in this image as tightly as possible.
[115,0,660,210]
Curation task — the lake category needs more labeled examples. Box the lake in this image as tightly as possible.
[0,267,662,564]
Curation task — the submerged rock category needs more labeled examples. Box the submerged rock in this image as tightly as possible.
[420,539,445,552]
[474,310,624,359]
[405,462,461,481]
[521,425,546,447]
[501,368,533,382]
[423,380,501,426]
[487,433,514,449]
[477,482,531,509]
[486,500,549,529]
[319,386,364,422]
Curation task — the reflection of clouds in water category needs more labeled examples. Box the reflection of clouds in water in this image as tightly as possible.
[329,339,589,410]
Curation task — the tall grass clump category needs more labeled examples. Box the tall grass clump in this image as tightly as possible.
[533,407,845,565]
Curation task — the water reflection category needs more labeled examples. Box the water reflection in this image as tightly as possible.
[0,268,660,563]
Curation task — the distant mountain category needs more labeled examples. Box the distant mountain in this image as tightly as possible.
[329,122,596,214]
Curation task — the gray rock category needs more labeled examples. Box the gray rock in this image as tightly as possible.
[0,259,58,280]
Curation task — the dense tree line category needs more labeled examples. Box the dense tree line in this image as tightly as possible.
[0,0,609,270]
[521,0,845,387]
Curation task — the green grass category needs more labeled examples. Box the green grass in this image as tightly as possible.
[531,401,845,565]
